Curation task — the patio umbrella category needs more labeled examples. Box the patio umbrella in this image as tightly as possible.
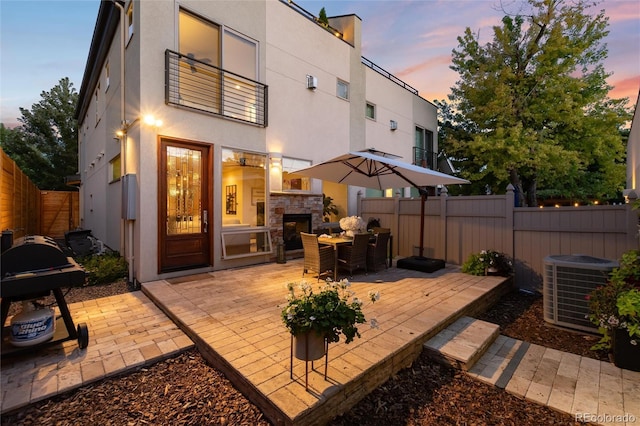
[294,149,469,272]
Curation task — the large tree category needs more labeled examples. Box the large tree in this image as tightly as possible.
[0,77,79,190]
[441,0,630,206]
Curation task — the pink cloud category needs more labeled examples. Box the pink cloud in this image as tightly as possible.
[395,55,452,78]
[609,75,640,104]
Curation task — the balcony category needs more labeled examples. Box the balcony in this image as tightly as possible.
[413,146,437,169]
[165,50,268,127]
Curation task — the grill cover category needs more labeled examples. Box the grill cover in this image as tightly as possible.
[1,235,85,299]
[1,236,70,274]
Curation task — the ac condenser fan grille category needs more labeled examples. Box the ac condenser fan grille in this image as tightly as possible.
[543,255,618,333]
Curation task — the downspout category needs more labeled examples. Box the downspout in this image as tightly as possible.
[112,0,134,285]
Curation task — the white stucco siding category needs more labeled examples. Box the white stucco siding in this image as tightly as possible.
[363,68,418,161]
[265,1,352,163]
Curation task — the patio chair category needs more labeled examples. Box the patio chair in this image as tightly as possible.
[367,231,390,272]
[337,233,369,278]
[301,232,334,282]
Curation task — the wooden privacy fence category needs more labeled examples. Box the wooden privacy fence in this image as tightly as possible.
[1,148,79,240]
[358,186,638,292]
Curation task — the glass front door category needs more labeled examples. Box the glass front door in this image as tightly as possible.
[159,139,211,272]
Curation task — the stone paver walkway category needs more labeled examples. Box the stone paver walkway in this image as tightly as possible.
[426,316,640,426]
[1,291,194,414]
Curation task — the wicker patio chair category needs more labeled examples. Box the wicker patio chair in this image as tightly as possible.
[301,232,334,282]
[337,233,369,278]
[367,231,390,272]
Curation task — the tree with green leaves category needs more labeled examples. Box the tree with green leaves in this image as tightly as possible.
[440,0,631,206]
[0,77,79,190]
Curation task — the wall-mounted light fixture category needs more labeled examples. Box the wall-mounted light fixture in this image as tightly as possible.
[306,75,318,90]
[390,120,398,131]
[270,153,283,169]
[115,114,163,139]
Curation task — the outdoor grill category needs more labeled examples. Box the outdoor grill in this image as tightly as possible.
[1,235,89,352]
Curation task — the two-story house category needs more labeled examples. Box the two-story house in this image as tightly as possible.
[75,0,439,285]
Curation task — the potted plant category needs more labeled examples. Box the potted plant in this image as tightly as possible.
[281,279,379,360]
[587,249,640,371]
[461,249,513,276]
[322,193,338,223]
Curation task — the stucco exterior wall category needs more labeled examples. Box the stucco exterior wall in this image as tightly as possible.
[77,0,440,283]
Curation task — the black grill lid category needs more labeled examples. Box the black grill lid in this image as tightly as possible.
[1,235,70,275]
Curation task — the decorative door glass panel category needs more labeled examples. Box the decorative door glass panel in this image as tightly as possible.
[166,146,202,235]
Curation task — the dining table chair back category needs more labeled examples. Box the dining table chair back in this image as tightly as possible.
[301,232,334,281]
[367,231,390,272]
[337,233,369,278]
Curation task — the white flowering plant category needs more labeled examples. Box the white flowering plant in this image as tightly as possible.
[339,216,367,233]
[461,249,513,276]
[281,279,380,344]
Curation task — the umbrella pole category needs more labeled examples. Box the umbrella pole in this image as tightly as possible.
[419,191,426,258]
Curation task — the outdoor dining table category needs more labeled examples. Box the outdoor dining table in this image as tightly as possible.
[317,235,353,281]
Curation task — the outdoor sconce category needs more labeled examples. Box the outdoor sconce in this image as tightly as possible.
[143,114,163,127]
[270,153,282,169]
[306,75,318,90]
[390,120,398,131]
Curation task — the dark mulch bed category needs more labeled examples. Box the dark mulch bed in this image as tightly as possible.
[2,283,601,425]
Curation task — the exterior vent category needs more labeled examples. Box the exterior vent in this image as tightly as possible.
[543,255,618,333]
[306,75,317,90]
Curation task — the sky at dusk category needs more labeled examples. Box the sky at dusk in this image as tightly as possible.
[1,0,638,128]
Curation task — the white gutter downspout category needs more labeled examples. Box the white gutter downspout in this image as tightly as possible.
[112,0,134,285]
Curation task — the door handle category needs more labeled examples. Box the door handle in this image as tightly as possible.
[203,209,208,233]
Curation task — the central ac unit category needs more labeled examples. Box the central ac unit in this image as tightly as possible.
[543,255,618,333]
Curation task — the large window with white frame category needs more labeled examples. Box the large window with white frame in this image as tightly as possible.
[220,148,271,258]
[178,8,259,123]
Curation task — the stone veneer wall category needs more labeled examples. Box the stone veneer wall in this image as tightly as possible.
[269,193,323,255]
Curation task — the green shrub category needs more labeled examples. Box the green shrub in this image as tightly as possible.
[462,249,513,276]
[79,252,128,286]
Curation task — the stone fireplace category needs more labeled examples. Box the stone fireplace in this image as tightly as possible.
[269,193,324,255]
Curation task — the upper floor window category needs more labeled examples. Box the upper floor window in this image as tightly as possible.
[126,2,134,42]
[414,126,435,168]
[337,79,349,100]
[94,83,100,125]
[105,61,110,91]
[366,102,376,120]
[176,8,261,124]
[110,155,121,183]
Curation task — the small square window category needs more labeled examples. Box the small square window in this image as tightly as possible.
[366,102,376,120]
[337,79,349,100]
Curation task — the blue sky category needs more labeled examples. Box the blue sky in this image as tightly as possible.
[1,0,638,127]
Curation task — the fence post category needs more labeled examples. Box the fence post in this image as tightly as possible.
[440,186,448,262]
[505,184,515,260]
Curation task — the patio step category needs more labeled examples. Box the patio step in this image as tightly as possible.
[423,316,500,371]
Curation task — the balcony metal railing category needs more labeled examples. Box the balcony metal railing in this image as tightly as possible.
[361,57,419,96]
[413,146,437,169]
[165,49,268,127]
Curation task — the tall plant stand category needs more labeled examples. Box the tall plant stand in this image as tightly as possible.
[290,334,329,391]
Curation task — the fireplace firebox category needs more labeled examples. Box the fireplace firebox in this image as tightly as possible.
[283,214,312,251]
